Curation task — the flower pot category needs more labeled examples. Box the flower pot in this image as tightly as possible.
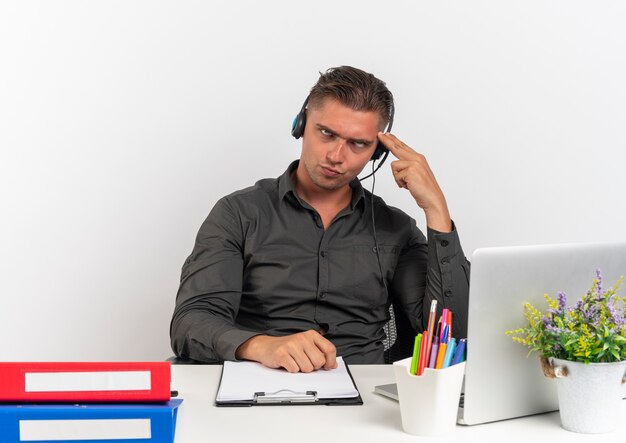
[549,357,626,434]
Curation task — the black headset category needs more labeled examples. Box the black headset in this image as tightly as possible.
[291,96,395,166]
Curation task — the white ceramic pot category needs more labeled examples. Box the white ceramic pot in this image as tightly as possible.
[393,357,466,437]
[550,357,626,434]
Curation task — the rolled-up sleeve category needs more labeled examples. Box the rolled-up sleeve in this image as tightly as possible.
[169,197,258,362]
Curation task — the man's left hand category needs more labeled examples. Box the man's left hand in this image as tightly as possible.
[377,132,452,233]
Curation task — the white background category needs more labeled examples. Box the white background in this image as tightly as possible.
[1,1,625,360]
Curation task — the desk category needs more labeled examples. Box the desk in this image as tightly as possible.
[171,365,625,443]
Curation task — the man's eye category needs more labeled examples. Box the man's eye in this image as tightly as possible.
[320,129,333,137]
[352,141,367,149]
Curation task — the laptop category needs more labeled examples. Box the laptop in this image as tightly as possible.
[375,241,626,425]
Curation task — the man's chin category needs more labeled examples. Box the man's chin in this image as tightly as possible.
[312,175,353,191]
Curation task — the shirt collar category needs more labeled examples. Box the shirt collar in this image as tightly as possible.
[279,160,366,210]
[278,160,300,201]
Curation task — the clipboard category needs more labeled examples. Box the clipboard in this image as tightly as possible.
[215,357,363,406]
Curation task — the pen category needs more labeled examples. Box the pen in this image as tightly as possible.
[442,337,457,368]
[417,330,428,376]
[435,316,442,340]
[447,310,453,339]
[410,333,422,375]
[439,308,449,340]
[425,300,437,365]
[451,339,467,366]
[427,336,440,369]
[435,342,447,369]
[441,325,449,344]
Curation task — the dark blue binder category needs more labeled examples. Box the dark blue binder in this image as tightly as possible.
[0,399,182,443]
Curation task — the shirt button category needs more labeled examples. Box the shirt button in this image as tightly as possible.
[320,251,327,257]
[444,289,453,297]
[319,292,327,299]
[441,240,449,247]
[441,257,449,265]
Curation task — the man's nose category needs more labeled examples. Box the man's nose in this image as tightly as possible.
[327,139,346,163]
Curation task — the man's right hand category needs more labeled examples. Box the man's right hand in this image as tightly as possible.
[235,330,338,373]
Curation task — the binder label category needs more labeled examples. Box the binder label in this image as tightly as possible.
[19,418,152,441]
[25,371,152,392]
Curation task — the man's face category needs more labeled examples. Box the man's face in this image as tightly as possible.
[299,98,381,192]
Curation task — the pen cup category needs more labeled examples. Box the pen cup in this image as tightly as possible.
[393,357,465,438]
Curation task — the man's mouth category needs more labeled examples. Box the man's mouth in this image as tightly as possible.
[321,166,342,177]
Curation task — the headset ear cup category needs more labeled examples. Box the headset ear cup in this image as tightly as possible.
[291,111,306,139]
[372,102,393,161]
[291,96,310,139]
[291,112,306,139]
[371,142,387,161]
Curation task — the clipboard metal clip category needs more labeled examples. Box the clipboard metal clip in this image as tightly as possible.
[254,389,318,404]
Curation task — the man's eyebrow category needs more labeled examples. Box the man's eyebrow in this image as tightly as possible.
[315,124,374,145]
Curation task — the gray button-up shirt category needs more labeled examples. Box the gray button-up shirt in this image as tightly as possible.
[170,161,470,364]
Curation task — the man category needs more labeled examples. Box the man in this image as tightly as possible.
[170,66,470,372]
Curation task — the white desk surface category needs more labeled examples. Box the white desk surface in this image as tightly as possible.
[171,364,625,443]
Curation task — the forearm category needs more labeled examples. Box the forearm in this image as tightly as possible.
[170,302,258,363]
[423,224,470,338]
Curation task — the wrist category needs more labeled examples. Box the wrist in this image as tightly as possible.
[424,206,452,233]
[235,334,266,361]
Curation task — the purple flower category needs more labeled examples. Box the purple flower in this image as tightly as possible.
[553,343,562,351]
[596,268,604,298]
[583,304,600,323]
[557,292,567,312]
[607,301,625,326]
[592,315,601,328]
[544,322,563,335]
